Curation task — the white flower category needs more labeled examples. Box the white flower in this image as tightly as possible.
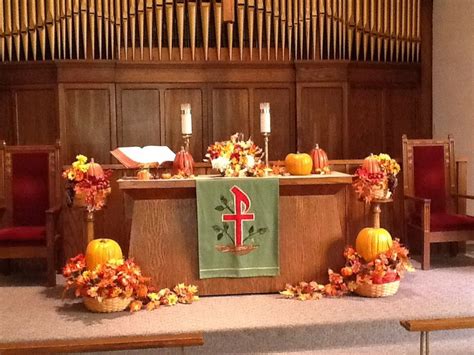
[211,157,230,172]
[246,155,255,168]
[238,169,248,177]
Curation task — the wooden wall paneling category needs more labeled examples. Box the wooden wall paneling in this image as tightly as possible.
[419,0,432,138]
[93,169,132,255]
[348,85,384,158]
[252,87,294,160]
[116,85,161,147]
[62,169,134,259]
[164,88,204,160]
[342,81,349,158]
[385,86,418,159]
[456,159,468,215]
[12,87,58,145]
[210,88,250,141]
[59,83,116,164]
[297,83,345,158]
[0,90,13,145]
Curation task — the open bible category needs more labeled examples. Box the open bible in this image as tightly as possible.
[111,146,176,169]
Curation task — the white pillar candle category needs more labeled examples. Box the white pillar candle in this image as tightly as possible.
[260,102,271,133]
[180,103,192,135]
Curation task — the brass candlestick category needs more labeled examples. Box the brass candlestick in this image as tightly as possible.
[262,132,270,175]
[182,134,192,152]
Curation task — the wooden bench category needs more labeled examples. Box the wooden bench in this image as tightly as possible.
[0,333,204,354]
[400,317,474,355]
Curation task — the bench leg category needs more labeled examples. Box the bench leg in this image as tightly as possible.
[420,331,429,355]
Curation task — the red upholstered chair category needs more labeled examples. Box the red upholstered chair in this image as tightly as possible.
[0,141,62,286]
[402,135,474,270]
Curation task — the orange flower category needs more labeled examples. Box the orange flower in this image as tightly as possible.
[129,300,143,312]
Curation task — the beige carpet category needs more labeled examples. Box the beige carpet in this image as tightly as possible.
[0,257,473,354]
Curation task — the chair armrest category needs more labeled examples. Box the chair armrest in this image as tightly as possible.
[46,204,62,216]
[404,194,431,232]
[405,194,431,204]
[45,204,62,248]
[452,193,474,200]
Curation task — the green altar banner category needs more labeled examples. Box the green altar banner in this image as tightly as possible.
[196,177,279,279]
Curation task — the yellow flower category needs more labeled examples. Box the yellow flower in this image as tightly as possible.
[188,285,198,294]
[107,258,124,266]
[166,293,178,306]
[76,154,88,163]
[67,171,76,180]
[78,163,90,173]
[377,153,391,161]
[147,292,159,302]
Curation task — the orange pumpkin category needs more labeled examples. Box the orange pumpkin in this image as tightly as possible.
[137,168,152,180]
[362,154,381,173]
[310,144,330,174]
[355,227,393,261]
[173,147,195,176]
[87,158,104,179]
[85,238,123,270]
[284,153,313,175]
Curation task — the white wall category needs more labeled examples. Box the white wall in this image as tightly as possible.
[433,0,474,214]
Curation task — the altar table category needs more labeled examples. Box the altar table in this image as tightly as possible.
[118,173,352,296]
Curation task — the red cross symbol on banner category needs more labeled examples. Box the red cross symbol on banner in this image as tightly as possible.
[222,186,255,246]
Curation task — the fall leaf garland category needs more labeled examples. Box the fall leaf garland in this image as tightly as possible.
[280,239,414,300]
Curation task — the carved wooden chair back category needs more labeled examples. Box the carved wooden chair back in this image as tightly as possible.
[0,141,61,286]
[402,135,456,214]
[402,135,474,270]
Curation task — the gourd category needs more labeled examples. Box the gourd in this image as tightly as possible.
[284,153,313,175]
[355,227,393,262]
[85,239,123,270]
[87,158,104,179]
[362,154,381,174]
[173,147,195,176]
[137,168,152,180]
[310,144,330,174]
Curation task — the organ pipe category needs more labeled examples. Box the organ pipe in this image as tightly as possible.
[0,0,422,63]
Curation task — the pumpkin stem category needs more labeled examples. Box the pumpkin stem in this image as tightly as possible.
[314,143,319,149]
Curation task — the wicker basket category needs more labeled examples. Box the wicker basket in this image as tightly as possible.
[354,280,400,298]
[83,297,132,313]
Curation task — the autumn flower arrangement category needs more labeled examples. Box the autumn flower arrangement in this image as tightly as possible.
[280,239,413,300]
[62,254,199,312]
[205,133,265,177]
[63,155,112,212]
[353,153,401,203]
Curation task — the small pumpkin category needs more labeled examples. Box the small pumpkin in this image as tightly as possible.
[85,238,123,270]
[137,168,152,180]
[362,154,381,174]
[355,227,393,262]
[284,152,313,175]
[173,147,195,176]
[87,158,105,179]
[310,144,330,174]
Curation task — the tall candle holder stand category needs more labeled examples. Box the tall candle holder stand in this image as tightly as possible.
[262,132,270,175]
[182,134,192,152]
